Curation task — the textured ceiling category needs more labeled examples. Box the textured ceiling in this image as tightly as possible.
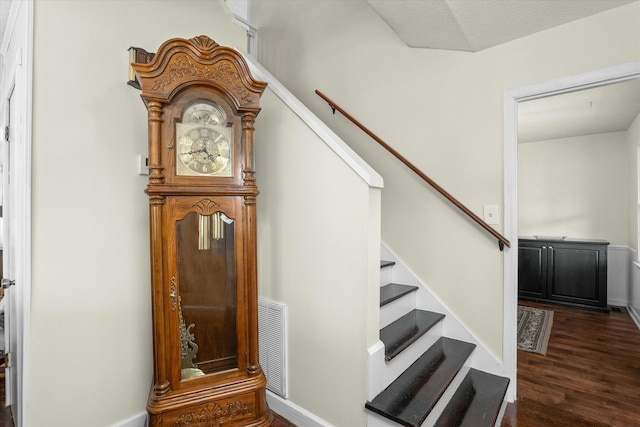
[366,0,636,51]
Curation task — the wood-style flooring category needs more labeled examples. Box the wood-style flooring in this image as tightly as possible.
[502,301,640,427]
[271,411,296,426]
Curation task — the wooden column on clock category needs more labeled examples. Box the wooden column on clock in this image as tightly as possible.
[131,36,271,426]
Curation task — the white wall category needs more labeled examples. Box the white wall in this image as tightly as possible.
[255,87,381,427]
[518,131,628,244]
[29,2,247,426]
[252,1,640,357]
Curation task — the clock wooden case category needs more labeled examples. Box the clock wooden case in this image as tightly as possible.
[130,36,271,426]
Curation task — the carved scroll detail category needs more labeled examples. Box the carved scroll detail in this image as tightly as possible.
[169,277,177,311]
[151,55,252,102]
[192,198,220,215]
[190,35,219,52]
[171,401,252,427]
[178,298,200,372]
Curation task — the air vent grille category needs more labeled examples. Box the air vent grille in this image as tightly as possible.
[258,297,287,397]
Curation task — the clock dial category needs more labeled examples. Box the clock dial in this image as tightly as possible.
[176,102,232,176]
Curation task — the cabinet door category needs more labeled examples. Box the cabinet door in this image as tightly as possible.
[518,243,547,299]
[547,244,607,307]
[165,196,249,388]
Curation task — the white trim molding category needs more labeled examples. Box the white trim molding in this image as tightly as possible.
[607,245,633,307]
[504,60,640,401]
[110,411,148,427]
[266,391,334,427]
[630,260,640,329]
[0,1,34,425]
[242,53,384,189]
[222,0,258,56]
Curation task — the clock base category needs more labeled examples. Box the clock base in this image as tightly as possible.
[147,374,272,427]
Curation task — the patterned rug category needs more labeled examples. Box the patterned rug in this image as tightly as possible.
[517,306,554,355]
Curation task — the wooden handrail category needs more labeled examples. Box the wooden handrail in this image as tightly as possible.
[315,90,510,250]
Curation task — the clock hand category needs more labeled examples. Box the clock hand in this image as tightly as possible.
[199,145,219,161]
[182,147,219,162]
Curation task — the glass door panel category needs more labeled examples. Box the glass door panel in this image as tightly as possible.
[176,211,237,380]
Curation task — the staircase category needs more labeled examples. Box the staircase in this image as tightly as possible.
[366,259,510,427]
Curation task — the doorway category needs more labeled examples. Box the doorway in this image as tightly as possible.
[0,2,34,426]
[503,61,640,401]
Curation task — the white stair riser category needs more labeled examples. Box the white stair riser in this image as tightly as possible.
[366,410,397,427]
[380,266,394,287]
[380,292,415,329]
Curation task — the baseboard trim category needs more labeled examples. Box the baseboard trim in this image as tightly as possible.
[628,306,640,330]
[367,340,385,400]
[111,411,147,427]
[607,245,632,307]
[608,298,628,307]
[267,390,333,427]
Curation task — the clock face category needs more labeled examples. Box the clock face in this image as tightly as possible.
[176,102,232,177]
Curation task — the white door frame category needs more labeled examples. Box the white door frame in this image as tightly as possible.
[0,1,33,425]
[503,60,640,401]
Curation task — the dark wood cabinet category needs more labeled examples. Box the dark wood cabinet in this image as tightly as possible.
[518,237,609,311]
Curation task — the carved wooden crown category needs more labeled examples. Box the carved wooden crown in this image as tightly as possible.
[132,35,266,110]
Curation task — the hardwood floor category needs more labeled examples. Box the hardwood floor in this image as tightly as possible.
[271,411,297,426]
[502,301,640,427]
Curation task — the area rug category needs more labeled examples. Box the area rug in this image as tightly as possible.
[517,306,554,355]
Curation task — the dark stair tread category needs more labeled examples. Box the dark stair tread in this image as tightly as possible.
[365,337,476,427]
[381,309,445,361]
[380,283,418,307]
[381,260,396,269]
[435,368,510,427]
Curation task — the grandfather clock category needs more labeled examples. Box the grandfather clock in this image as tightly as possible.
[130,36,271,426]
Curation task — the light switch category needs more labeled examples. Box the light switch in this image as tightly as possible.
[483,205,499,225]
[137,154,149,175]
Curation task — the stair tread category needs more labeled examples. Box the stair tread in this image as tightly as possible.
[435,368,510,427]
[381,309,445,361]
[380,283,418,307]
[365,337,476,427]
[381,260,396,269]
